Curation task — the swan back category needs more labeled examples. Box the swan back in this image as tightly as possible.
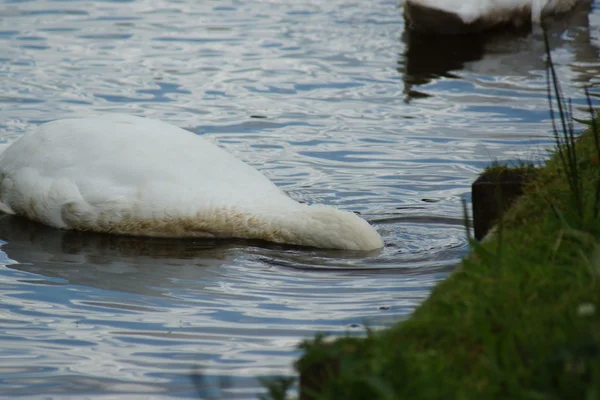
[0,115,384,251]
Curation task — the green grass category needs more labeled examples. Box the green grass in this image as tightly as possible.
[261,32,600,400]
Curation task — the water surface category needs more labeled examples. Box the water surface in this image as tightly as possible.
[0,0,599,398]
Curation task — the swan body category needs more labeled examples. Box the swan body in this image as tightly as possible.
[404,0,582,34]
[0,114,383,251]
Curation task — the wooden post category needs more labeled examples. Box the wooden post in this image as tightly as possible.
[472,170,532,240]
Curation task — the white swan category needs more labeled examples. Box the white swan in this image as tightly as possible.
[0,114,383,251]
[404,0,583,34]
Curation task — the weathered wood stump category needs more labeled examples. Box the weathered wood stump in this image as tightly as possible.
[472,168,535,240]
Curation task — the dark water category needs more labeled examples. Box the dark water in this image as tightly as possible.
[0,0,599,398]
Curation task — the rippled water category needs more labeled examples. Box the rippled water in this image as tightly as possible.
[1,0,599,398]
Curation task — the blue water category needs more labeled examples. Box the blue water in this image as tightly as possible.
[0,0,599,398]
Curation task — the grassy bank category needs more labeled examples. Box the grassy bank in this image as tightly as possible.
[263,51,600,400]
[285,119,600,400]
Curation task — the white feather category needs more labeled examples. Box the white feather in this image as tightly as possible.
[0,114,384,251]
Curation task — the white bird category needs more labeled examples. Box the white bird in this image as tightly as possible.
[0,114,383,251]
[404,0,583,34]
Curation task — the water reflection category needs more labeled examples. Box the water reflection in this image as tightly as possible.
[0,212,464,278]
[0,214,237,296]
